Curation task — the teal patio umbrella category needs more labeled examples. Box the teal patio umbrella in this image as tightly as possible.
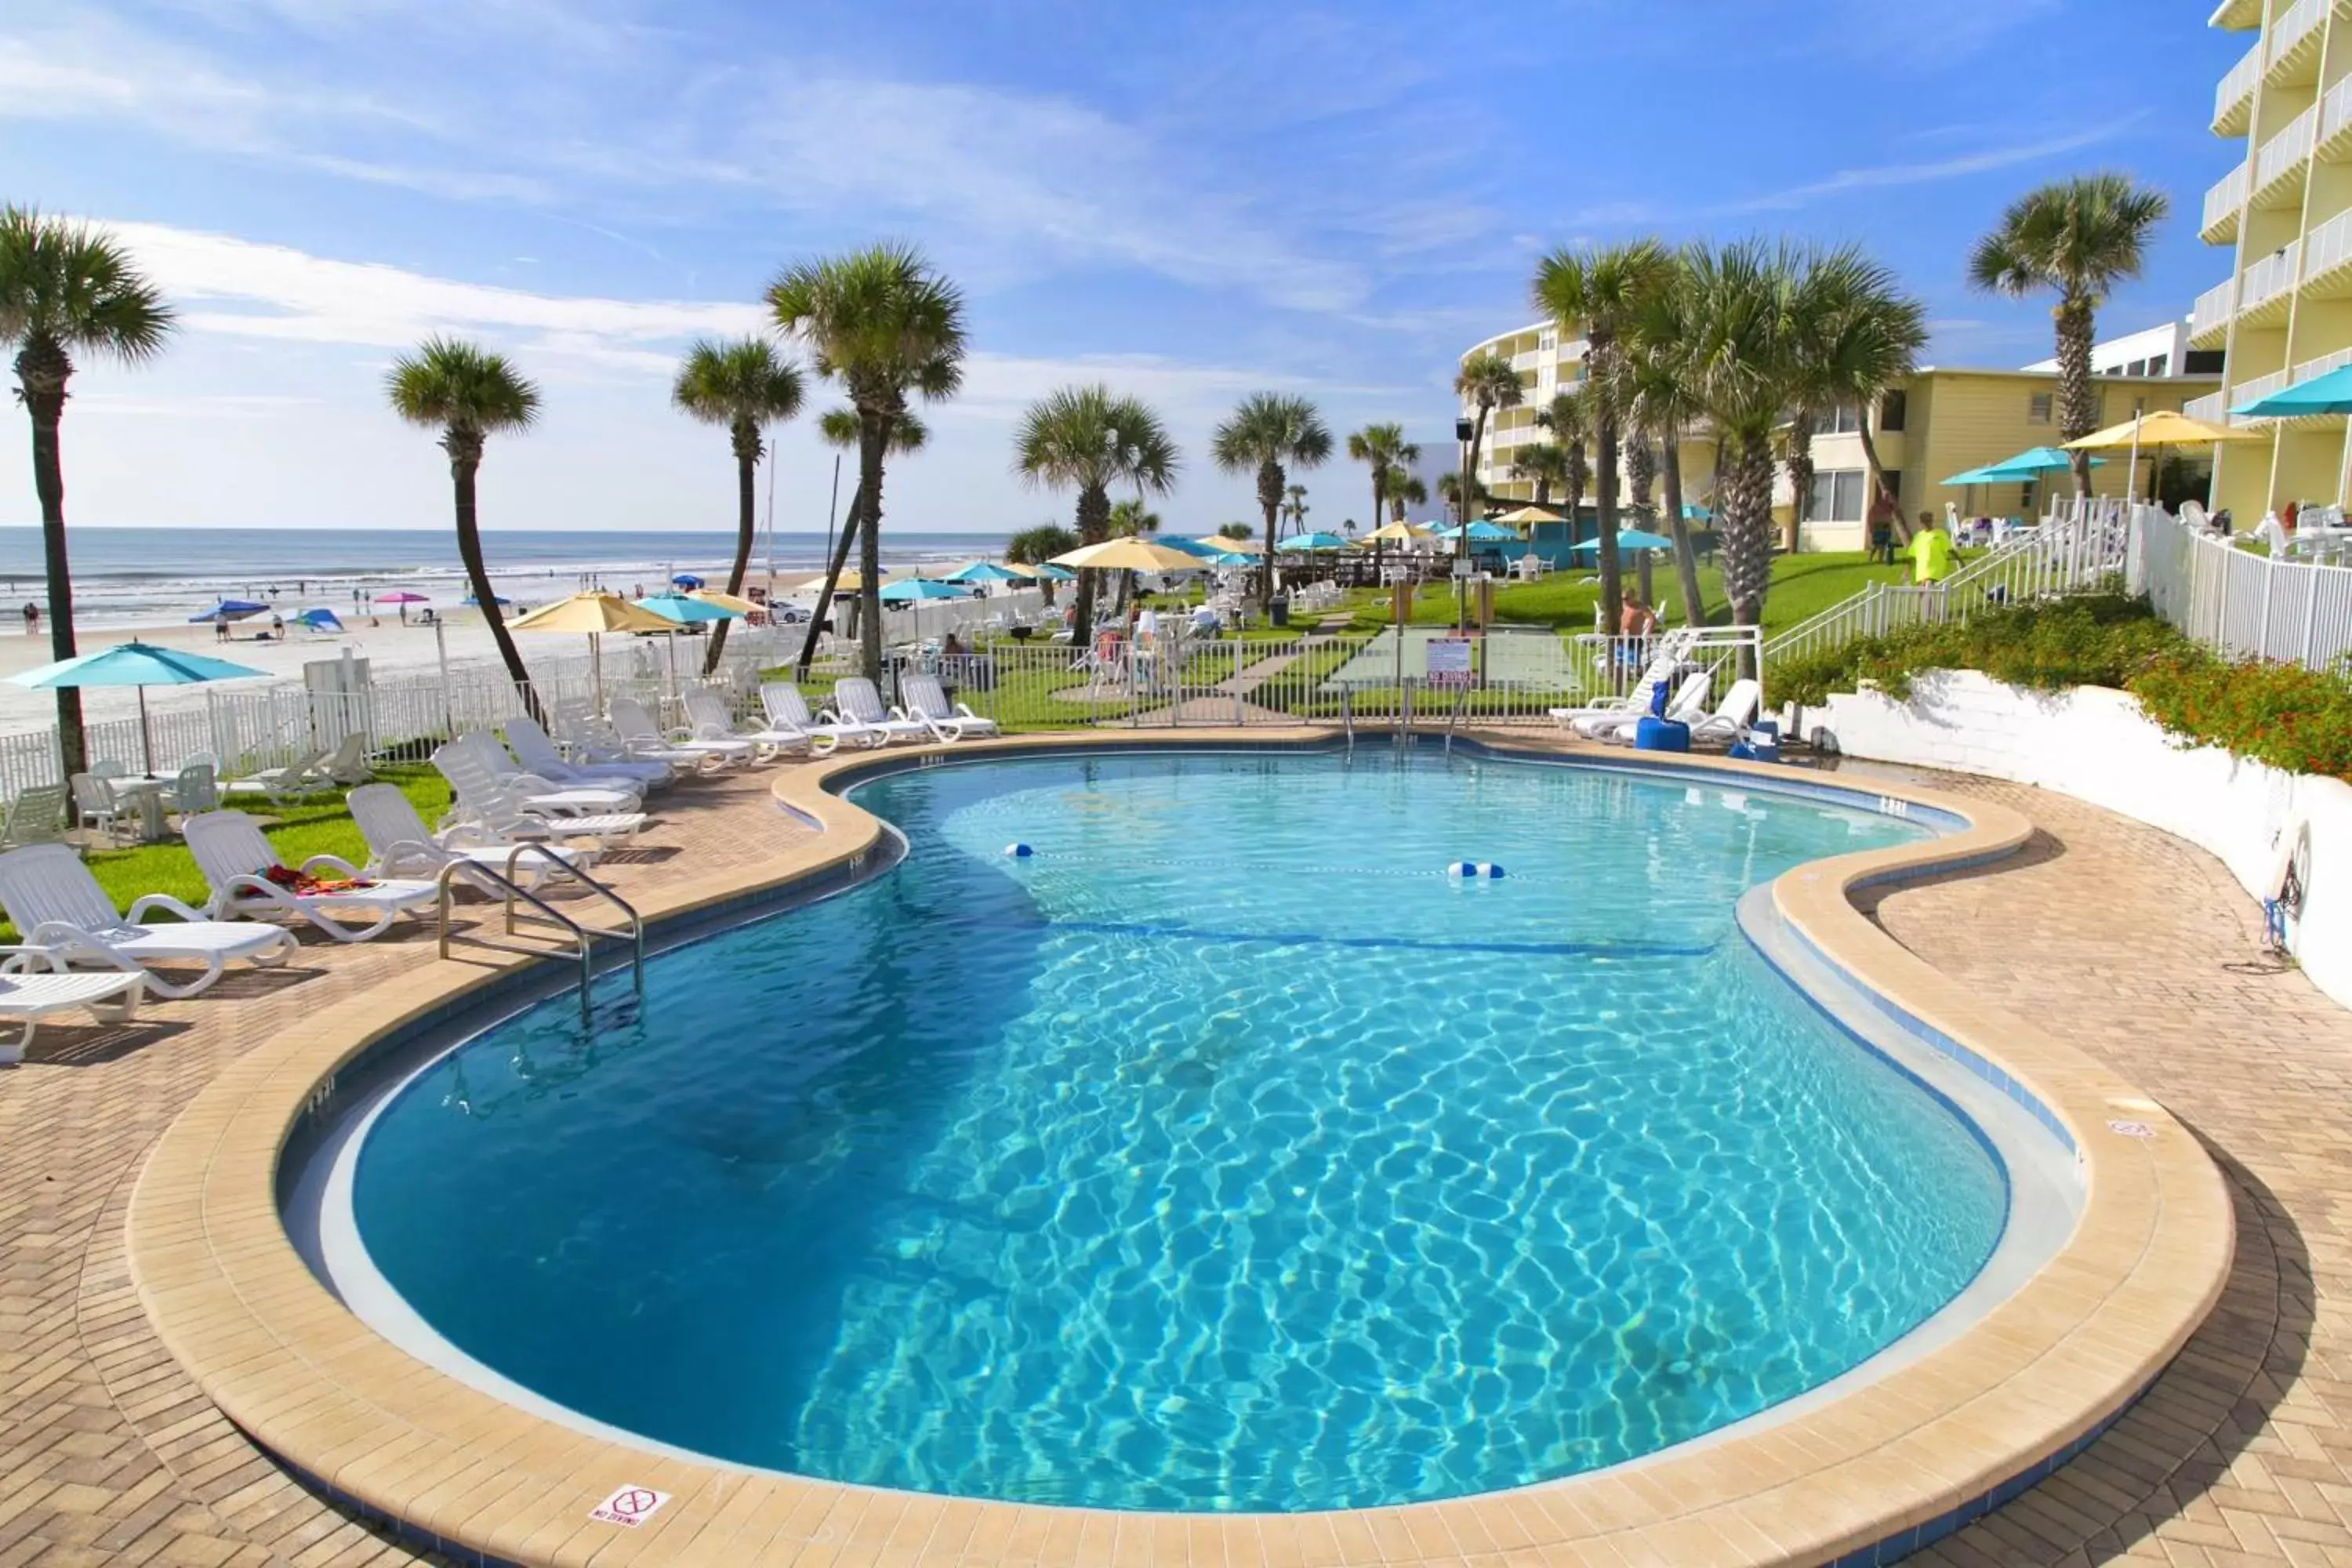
[1432,520,1519,543]
[1276,532,1351,552]
[943,560,1025,583]
[2235,363,2352,418]
[880,578,972,601]
[10,641,266,774]
[1156,536,1233,559]
[1568,528,1675,554]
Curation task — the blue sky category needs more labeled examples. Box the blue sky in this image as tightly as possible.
[0,0,2245,535]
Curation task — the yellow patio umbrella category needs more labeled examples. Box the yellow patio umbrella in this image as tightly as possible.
[1357,520,1434,544]
[1490,505,1559,527]
[507,590,674,706]
[688,588,762,615]
[1199,535,1264,555]
[2066,410,2263,502]
[1050,537,1210,572]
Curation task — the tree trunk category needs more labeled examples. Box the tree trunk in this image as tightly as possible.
[1783,412,1813,555]
[21,371,85,777]
[1257,460,1283,605]
[1595,405,1624,633]
[1853,414,1909,543]
[1370,473,1386,545]
[1661,426,1707,627]
[793,485,861,678]
[448,448,540,723]
[855,416,887,684]
[2056,296,2098,497]
[1071,483,1111,650]
[1719,432,1777,629]
[704,438,758,676]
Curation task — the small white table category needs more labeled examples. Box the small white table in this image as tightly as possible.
[108,776,173,844]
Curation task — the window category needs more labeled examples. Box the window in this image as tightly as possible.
[2027,392,2054,425]
[2147,354,2169,377]
[1807,469,1868,522]
[1539,330,1556,352]
[1810,404,1862,434]
[2184,349,2225,375]
[1878,390,1907,432]
[2126,359,2147,376]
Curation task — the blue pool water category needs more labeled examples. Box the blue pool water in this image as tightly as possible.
[347,750,2006,1512]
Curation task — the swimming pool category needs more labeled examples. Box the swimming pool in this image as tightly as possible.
[327,750,2014,1514]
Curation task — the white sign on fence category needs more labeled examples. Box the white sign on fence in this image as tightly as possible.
[1425,636,1474,687]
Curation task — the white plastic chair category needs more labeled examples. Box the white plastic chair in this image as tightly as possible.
[611,697,748,768]
[895,674,1000,742]
[681,689,804,760]
[506,714,672,789]
[0,785,71,849]
[1575,670,1714,742]
[183,810,439,943]
[432,742,648,843]
[760,682,887,756]
[826,678,933,744]
[0,947,145,1063]
[347,783,586,889]
[0,843,296,999]
[448,732,641,813]
[69,773,126,841]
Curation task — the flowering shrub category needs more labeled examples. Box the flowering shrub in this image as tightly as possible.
[1773,595,2352,782]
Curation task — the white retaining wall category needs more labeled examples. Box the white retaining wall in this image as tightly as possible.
[1813,670,2352,1011]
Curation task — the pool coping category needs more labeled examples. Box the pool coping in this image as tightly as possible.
[123,727,2235,1568]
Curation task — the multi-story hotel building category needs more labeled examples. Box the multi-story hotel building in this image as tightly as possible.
[2191,0,2352,517]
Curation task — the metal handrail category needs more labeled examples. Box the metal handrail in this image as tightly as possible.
[499,855,644,998]
[434,853,644,1026]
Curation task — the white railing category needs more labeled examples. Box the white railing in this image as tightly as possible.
[2273,0,2326,66]
[1764,499,2133,670]
[2204,160,2251,232]
[2234,368,2295,415]
[2256,104,2319,190]
[2193,276,2238,339]
[2185,389,2230,424]
[2295,345,2352,384]
[2304,205,2352,281]
[2217,38,2264,122]
[2243,240,2303,313]
[1511,349,1544,372]
[2129,506,2352,670]
[2323,71,2352,143]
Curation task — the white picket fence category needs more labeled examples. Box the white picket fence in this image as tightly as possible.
[2128,506,2352,672]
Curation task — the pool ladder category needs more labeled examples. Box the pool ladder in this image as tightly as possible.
[435,851,645,1027]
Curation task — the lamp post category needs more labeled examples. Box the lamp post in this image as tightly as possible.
[1455,415,1475,632]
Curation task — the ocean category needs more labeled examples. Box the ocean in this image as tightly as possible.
[0,527,1010,629]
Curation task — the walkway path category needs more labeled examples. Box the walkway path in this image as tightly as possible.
[2,751,2349,1565]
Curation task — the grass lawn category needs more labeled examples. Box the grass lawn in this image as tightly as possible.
[35,764,455,940]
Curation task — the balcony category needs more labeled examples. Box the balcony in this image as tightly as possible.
[2216,39,2263,136]
[2295,345,2352,383]
[2252,103,2318,207]
[2202,159,2251,243]
[2190,277,2238,345]
[2303,207,2352,295]
[2184,390,2228,425]
[2207,0,2260,27]
[2241,240,2303,327]
[2270,0,2328,87]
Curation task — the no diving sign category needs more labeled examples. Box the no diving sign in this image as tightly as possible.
[590,1485,671,1528]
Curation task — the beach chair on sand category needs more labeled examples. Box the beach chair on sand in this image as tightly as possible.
[893,673,1000,743]
[184,811,439,943]
[434,743,648,843]
[505,714,671,790]
[825,678,934,746]
[0,843,296,1000]
[0,947,146,1063]
[759,683,884,757]
[347,783,587,889]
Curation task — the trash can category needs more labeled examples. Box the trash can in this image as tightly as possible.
[1269,597,1290,628]
[1633,716,1691,753]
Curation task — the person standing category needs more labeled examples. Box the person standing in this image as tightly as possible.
[1867,501,1896,566]
[21,602,36,636]
[1909,512,1953,586]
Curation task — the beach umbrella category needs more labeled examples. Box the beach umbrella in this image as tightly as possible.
[670,573,705,590]
[1200,535,1264,555]
[634,593,739,623]
[827,568,891,592]
[1031,563,1076,581]
[510,590,677,706]
[1051,537,1207,572]
[1679,504,1712,522]
[10,641,266,775]
[375,590,430,604]
[297,608,343,632]
[1567,528,1676,555]
[1491,505,1561,527]
[2067,410,2259,503]
[1431,520,1519,543]
[189,599,267,624]
[688,588,762,614]
[460,592,512,608]
[1358,521,1434,544]
[879,578,971,601]
[1153,537,1232,560]
[2236,365,2352,503]
[943,560,1028,583]
[1276,532,1351,553]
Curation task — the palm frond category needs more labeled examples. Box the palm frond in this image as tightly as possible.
[1210,393,1333,476]
[0,205,176,365]
[1014,383,1181,495]
[385,336,540,434]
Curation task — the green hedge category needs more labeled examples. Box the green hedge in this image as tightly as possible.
[1774,595,2352,783]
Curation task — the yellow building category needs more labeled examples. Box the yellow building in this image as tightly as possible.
[2192,0,2352,517]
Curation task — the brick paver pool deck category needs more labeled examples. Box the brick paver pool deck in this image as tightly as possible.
[0,742,2333,1565]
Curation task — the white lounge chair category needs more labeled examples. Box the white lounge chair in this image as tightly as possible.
[0,949,145,1063]
[505,714,672,790]
[0,843,296,999]
[0,784,71,849]
[1575,671,1714,743]
[550,698,704,773]
[1548,630,1697,728]
[826,678,934,745]
[760,682,885,757]
[183,811,440,943]
[681,689,804,760]
[432,743,648,847]
[221,746,337,808]
[347,783,587,889]
[1689,678,1765,746]
[319,731,372,786]
[895,674,1000,742]
[611,697,749,768]
[448,732,641,814]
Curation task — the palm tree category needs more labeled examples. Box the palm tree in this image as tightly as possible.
[1281,483,1309,536]
[1108,499,1161,535]
[1210,394,1332,603]
[672,337,804,673]
[1508,441,1570,506]
[1969,175,2169,495]
[386,338,541,710]
[1801,245,1928,543]
[1216,522,1254,540]
[1436,471,1488,518]
[1006,522,1076,606]
[1534,387,1592,523]
[1452,352,1523,576]
[1682,239,1810,630]
[792,405,927,673]
[768,243,967,681]
[1346,423,1419,542]
[0,208,174,775]
[1390,474,1428,524]
[1014,383,1179,648]
[1533,238,1671,633]
[1625,252,1710,628]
